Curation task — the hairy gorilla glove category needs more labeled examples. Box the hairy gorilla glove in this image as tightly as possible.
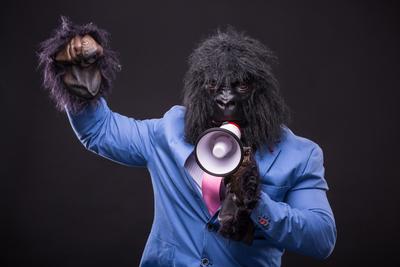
[218,147,261,245]
[56,35,103,99]
[38,16,120,113]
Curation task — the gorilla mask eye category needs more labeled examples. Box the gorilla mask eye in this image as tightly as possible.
[205,80,218,91]
[236,82,251,94]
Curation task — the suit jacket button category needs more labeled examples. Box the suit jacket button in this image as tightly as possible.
[201,257,210,266]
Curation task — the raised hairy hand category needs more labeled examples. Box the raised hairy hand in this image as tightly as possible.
[38,17,120,112]
[55,35,103,99]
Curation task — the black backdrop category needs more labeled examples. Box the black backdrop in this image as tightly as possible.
[1,0,399,266]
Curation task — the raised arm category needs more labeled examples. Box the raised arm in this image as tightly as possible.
[38,17,157,167]
[67,98,159,166]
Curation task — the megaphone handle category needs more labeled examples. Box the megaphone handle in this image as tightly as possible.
[242,146,253,166]
[223,146,253,186]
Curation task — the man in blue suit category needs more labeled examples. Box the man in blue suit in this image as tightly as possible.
[39,17,336,267]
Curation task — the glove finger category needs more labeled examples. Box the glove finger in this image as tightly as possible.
[81,35,103,66]
[69,37,77,62]
[73,35,83,58]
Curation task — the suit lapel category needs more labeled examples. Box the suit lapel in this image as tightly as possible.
[255,145,282,177]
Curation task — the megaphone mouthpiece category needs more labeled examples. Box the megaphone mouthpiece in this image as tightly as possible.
[212,136,233,158]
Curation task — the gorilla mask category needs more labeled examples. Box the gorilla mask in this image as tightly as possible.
[183,27,290,151]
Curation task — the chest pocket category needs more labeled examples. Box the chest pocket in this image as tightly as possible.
[260,184,290,202]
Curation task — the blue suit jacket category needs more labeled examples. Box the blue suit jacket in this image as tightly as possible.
[67,98,336,267]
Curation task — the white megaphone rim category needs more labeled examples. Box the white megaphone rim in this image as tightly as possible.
[194,126,244,177]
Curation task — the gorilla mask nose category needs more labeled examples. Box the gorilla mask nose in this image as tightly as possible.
[215,88,236,111]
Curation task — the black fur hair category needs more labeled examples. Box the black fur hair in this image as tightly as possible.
[183,27,290,150]
[38,16,120,113]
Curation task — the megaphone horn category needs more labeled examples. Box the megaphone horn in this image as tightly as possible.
[195,122,244,177]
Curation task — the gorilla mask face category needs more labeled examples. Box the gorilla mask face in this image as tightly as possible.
[205,78,252,126]
[183,27,290,151]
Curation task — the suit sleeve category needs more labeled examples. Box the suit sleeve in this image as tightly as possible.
[250,145,337,260]
[66,98,159,167]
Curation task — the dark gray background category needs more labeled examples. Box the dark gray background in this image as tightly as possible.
[1,0,399,266]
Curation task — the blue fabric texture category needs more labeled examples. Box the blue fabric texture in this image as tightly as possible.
[67,98,336,267]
